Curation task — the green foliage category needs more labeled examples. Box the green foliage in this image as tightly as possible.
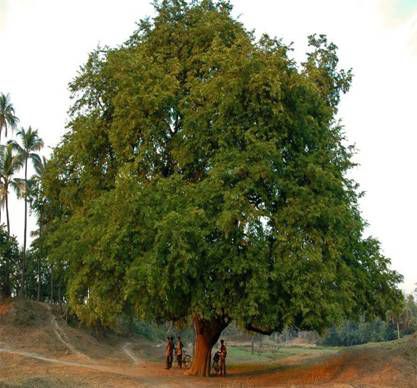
[128,320,166,341]
[0,143,24,234]
[42,1,402,333]
[322,319,391,346]
[0,226,20,297]
[0,91,48,300]
[24,241,56,302]
[9,126,44,296]
[123,318,193,342]
[322,295,417,346]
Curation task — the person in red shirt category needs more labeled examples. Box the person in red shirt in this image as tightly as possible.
[176,336,184,368]
[165,336,174,369]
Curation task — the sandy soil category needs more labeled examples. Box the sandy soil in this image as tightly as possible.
[0,299,415,387]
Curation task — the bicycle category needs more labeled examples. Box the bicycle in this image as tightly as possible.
[181,350,192,369]
[212,351,220,375]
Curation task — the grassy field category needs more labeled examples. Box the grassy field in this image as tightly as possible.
[227,343,341,364]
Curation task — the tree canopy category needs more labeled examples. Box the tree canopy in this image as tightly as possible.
[42,0,402,376]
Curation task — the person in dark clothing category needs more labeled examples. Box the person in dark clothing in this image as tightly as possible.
[165,336,174,369]
[176,336,184,368]
[219,339,227,376]
[169,336,175,367]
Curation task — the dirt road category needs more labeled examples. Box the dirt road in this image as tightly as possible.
[0,300,415,387]
[0,338,414,387]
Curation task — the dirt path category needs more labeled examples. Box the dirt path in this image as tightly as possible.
[0,344,215,387]
[0,341,412,387]
[0,345,163,386]
[45,304,95,363]
[122,342,141,365]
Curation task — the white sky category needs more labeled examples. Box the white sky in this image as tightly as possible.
[0,0,416,292]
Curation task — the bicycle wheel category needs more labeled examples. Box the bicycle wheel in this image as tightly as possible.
[183,354,192,369]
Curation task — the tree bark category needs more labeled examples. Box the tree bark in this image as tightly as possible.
[58,281,62,308]
[37,216,42,301]
[37,254,41,301]
[50,266,54,303]
[187,316,229,377]
[22,157,28,297]
[0,281,11,301]
[5,189,10,235]
[0,252,11,300]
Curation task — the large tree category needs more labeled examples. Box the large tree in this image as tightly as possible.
[43,0,402,376]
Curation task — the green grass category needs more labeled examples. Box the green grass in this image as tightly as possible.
[227,344,340,364]
[352,335,413,351]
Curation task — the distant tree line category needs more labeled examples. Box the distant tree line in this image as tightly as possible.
[0,92,65,304]
[321,294,417,346]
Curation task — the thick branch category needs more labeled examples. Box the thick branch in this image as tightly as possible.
[245,323,275,335]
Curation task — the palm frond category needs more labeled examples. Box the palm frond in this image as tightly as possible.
[29,153,42,168]
[0,93,19,138]
[2,143,23,176]
[33,155,47,176]
[0,183,6,209]
[8,139,24,155]
[13,126,44,164]
[10,178,26,199]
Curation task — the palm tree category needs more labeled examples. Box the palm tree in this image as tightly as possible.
[28,155,47,301]
[0,93,19,140]
[0,93,19,223]
[10,127,44,295]
[0,144,24,234]
[17,156,47,208]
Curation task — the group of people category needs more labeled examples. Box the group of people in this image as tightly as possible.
[165,336,184,369]
[164,336,227,376]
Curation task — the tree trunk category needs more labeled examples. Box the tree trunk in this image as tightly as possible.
[187,316,229,377]
[50,266,54,303]
[37,254,41,301]
[0,282,11,301]
[37,217,42,301]
[5,189,10,235]
[58,281,62,309]
[397,320,400,340]
[0,253,11,300]
[5,188,16,295]
[22,157,28,297]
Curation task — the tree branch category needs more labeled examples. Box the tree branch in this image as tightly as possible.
[245,323,275,335]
